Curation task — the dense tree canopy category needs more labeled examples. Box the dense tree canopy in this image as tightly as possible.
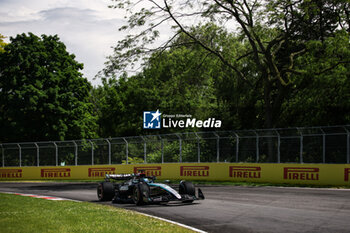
[0,33,97,142]
[93,36,219,137]
[94,22,350,137]
[0,34,6,53]
[102,0,350,129]
[1,1,350,143]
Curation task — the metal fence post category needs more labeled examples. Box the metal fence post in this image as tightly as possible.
[300,135,303,164]
[17,144,22,167]
[180,138,182,163]
[72,141,78,166]
[254,131,259,162]
[89,140,94,165]
[194,133,200,162]
[105,139,111,165]
[320,128,326,163]
[297,128,303,163]
[213,132,220,162]
[34,143,39,166]
[1,144,4,167]
[275,130,281,163]
[141,136,147,163]
[175,134,182,163]
[348,133,350,164]
[234,132,239,162]
[122,138,128,165]
[53,142,58,166]
[344,127,350,164]
[159,136,163,163]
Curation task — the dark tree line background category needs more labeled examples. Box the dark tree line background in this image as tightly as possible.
[1,0,350,143]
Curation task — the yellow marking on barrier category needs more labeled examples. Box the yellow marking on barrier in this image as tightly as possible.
[1,163,350,186]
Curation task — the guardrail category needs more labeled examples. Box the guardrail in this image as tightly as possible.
[1,125,349,167]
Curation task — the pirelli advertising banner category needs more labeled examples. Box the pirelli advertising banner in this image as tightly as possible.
[1,163,350,186]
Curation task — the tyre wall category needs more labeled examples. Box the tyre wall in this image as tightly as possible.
[1,163,350,186]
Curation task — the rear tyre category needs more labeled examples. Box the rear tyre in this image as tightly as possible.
[179,181,195,203]
[132,183,150,206]
[97,182,114,201]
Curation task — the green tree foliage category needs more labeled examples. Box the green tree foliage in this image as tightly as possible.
[0,33,97,142]
[92,73,149,137]
[0,34,6,53]
[104,0,350,129]
[279,30,350,126]
[94,29,222,137]
[95,20,350,137]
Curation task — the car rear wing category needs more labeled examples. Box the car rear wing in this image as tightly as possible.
[105,174,133,181]
[104,173,157,182]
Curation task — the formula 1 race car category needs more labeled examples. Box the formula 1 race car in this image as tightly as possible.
[97,172,204,205]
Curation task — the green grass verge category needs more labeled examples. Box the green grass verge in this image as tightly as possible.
[0,193,194,233]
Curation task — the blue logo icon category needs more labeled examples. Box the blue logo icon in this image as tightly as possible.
[143,110,162,129]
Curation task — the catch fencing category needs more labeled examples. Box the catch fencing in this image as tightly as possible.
[1,125,349,167]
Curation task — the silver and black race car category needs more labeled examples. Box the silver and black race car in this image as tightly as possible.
[97,172,204,205]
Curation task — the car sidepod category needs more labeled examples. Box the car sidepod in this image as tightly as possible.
[148,182,204,203]
[149,183,182,200]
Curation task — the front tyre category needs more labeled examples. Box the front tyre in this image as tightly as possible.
[179,181,195,203]
[132,183,150,206]
[97,182,114,201]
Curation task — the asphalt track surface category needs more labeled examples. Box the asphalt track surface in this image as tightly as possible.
[1,182,350,233]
